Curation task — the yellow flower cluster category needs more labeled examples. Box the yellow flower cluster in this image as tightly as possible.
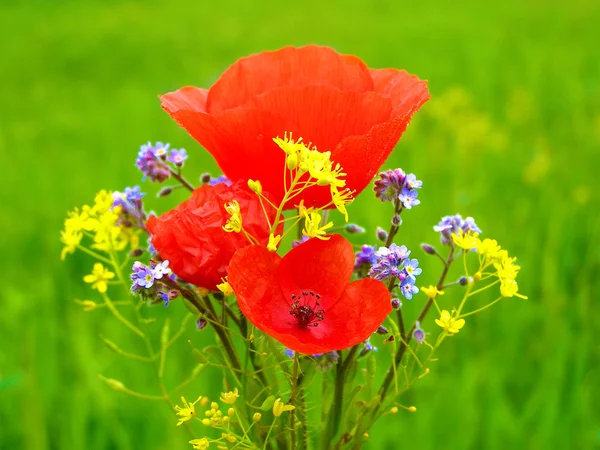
[452,231,527,299]
[60,190,140,259]
[202,402,230,427]
[273,132,354,222]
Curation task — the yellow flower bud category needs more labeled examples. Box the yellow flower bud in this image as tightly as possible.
[200,397,209,407]
[473,271,482,282]
[211,402,219,410]
[248,179,262,195]
[390,406,398,414]
[408,406,417,412]
[253,412,262,422]
[228,408,235,417]
[287,153,298,170]
[201,418,211,426]
[267,233,282,252]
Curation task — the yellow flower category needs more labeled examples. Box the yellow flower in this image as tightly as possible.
[331,187,354,222]
[421,285,444,299]
[451,230,479,250]
[435,310,465,335]
[273,132,306,156]
[248,179,262,195]
[60,229,82,260]
[217,278,234,296]
[92,190,114,215]
[83,263,115,293]
[75,299,97,312]
[273,398,295,417]
[174,395,203,426]
[267,233,282,252]
[189,438,210,449]
[302,211,333,240]
[252,412,262,422]
[476,238,503,263]
[219,388,239,405]
[222,200,242,233]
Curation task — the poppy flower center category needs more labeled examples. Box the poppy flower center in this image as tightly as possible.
[289,291,324,328]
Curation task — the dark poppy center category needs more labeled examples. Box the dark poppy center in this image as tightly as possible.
[289,291,324,328]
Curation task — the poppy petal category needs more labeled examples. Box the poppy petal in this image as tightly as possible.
[323,278,392,350]
[161,86,209,113]
[206,45,374,113]
[277,235,354,307]
[369,68,430,117]
[161,85,392,207]
[227,245,288,325]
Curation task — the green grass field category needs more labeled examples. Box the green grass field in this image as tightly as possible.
[1,0,599,448]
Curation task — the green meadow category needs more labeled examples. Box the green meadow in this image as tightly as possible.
[1,0,598,448]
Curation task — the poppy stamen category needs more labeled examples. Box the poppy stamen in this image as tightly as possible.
[289,292,325,328]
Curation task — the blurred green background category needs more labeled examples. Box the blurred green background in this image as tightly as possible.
[1,0,599,448]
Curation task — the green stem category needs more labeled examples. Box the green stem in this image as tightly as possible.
[168,167,195,191]
[290,354,300,449]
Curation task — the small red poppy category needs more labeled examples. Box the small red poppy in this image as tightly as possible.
[147,181,280,291]
[227,234,391,354]
[160,45,430,209]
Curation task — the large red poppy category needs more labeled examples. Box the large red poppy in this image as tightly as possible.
[160,45,430,209]
[147,181,280,291]
[227,234,391,354]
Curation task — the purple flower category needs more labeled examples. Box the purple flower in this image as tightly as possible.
[124,186,145,202]
[403,258,422,281]
[364,340,378,352]
[345,223,365,234]
[209,175,232,186]
[400,278,419,300]
[398,187,420,209]
[168,148,188,166]
[152,260,172,280]
[369,244,412,282]
[131,263,155,290]
[283,349,295,358]
[355,245,377,267]
[292,235,310,248]
[136,142,171,183]
[404,173,423,189]
[434,214,482,244]
[153,142,170,159]
[374,168,406,202]
[413,321,425,344]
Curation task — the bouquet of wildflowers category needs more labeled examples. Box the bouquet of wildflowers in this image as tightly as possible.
[61,46,526,450]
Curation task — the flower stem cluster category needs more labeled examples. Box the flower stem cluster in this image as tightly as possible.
[136,141,188,182]
[374,168,422,209]
[368,244,421,300]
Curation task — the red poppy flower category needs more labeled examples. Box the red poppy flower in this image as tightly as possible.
[147,181,280,290]
[160,45,430,209]
[227,234,391,354]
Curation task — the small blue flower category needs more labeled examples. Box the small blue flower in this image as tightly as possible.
[413,321,425,344]
[369,244,412,282]
[154,142,170,159]
[364,340,378,352]
[404,173,423,189]
[398,187,420,209]
[283,349,295,359]
[152,260,171,280]
[131,263,155,290]
[403,258,422,281]
[209,175,232,186]
[124,186,145,202]
[168,148,188,166]
[400,278,419,300]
